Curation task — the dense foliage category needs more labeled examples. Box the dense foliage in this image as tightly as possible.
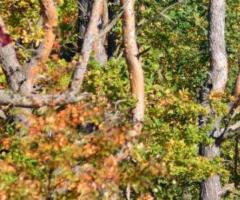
[0,0,240,199]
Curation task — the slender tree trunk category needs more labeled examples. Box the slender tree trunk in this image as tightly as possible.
[23,0,57,93]
[78,0,107,64]
[209,0,228,92]
[200,144,222,200]
[121,0,144,131]
[200,0,227,199]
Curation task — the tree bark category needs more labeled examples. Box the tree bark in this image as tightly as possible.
[69,0,105,94]
[23,0,58,93]
[78,0,107,64]
[200,0,227,199]
[209,0,228,92]
[121,0,144,131]
[200,144,222,200]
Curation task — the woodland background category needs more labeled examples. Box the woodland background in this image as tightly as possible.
[0,0,240,199]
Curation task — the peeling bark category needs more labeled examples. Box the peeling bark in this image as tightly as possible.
[121,0,144,130]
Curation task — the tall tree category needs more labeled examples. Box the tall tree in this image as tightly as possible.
[200,0,234,199]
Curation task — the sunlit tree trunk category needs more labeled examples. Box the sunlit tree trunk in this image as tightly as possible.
[200,0,227,199]
[121,0,144,132]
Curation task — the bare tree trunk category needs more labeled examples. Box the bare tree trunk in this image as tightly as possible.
[209,0,228,92]
[78,0,107,64]
[121,0,144,131]
[69,0,105,93]
[23,0,57,94]
[200,0,227,199]
[200,145,222,200]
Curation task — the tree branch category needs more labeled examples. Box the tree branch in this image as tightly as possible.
[218,183,235,197]
[0,90,89,108]
[23,0,58,89]
[0,17,26,92]
[220,121,240,139]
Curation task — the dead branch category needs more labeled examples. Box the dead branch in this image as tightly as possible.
[99,0,130,39]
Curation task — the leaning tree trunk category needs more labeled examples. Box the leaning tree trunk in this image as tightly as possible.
[200,0,228,199]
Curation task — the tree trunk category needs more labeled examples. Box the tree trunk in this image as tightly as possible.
[200,144,222,200]
[200,0,227,199]
[121,0,144,131]
[78,0,107,64]
[209,0,228,92]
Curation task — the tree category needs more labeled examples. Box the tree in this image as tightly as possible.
[200,0,237,199]
[121,0,144,132]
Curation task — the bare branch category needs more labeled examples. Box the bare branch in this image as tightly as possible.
[0,17,26,92]
[220,121,240,139]
[0,0,102,107]
[0,90,89,108]
[218,183,235,197]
